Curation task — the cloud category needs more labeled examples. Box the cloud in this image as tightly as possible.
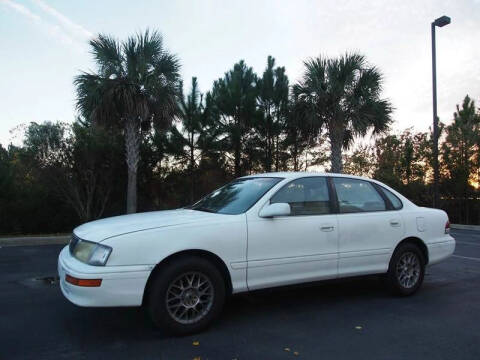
[31,0,93,40]
[1,0,78,47]
[2,0,41,21]
[1,0,92,52]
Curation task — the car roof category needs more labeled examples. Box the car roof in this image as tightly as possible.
[241,171,373,182]
[241,171,416,209]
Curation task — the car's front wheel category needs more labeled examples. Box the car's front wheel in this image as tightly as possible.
[147,255,226,335]
[386,243,425,296]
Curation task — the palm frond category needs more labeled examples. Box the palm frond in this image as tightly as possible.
[89,34,123,77]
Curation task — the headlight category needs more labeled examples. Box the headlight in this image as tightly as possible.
[71,237,112,266]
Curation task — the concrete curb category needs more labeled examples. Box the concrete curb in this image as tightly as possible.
[0,235,70,247]
[0,224,478,247]
[451,224,480,231]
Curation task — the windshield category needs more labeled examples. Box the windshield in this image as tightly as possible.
[190,177,283,215]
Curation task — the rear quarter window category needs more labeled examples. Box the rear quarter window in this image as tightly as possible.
[379,186,403,210]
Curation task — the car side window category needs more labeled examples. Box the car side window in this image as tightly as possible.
[270,177,331,216]
[333,178,386,213]
[380,186,403,210]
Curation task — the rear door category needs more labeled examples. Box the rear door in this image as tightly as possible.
[332,177,405,276]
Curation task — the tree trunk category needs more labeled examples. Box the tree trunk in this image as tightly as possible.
[234,143,241,178]
[265,134,272,173]
[127,170,137,214]
[275,135,279,172]
[125,118,140,214]
[189,134,195,203]
[265,113,272,172]
[293,134,299,171]
[464,181,469,224]
[234,126,242,178]
[329,126,343,173]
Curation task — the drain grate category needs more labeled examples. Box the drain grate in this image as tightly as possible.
[18,275,60,289]
[34,276,60,285]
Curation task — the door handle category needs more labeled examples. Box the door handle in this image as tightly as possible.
[390,220,400,227]
[320,225,334,232]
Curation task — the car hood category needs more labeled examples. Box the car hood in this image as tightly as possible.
[73,209,223,242]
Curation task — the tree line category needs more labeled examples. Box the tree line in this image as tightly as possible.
[0,30,479,235]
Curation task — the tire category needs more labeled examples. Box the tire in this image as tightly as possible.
[147,255,226,335]
[386,243,425,296]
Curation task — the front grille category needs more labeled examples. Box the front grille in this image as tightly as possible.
[69,234,81,254]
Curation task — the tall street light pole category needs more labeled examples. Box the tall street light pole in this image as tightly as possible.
[431,15,450,208]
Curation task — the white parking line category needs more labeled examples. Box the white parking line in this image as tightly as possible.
[456,241,480,247]
[452,255,480,262]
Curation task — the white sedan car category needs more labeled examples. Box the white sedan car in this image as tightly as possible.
[58,172,455,334]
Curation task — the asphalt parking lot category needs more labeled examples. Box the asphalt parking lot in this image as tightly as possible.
[1,229,479,360]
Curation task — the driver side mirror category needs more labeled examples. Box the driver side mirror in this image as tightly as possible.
[259,202,291,218]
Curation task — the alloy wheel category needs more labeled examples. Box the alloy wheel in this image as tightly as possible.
[396,252,421,289]
[165,271,214,324]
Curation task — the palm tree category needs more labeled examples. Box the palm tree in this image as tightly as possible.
[74,30,180,213]
[294,53,392,173]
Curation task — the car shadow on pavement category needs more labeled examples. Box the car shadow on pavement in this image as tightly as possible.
[60,275,391,341]
[221,275,388,322]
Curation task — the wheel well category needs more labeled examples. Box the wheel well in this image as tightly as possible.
[142,249,233,306]
[395,237,429,264]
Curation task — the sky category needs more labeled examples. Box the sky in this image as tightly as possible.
[1,0,479,146]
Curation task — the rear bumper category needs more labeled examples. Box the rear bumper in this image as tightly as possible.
[427,236,456,265]
[58,246,152,307]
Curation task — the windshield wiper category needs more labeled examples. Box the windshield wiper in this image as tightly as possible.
[192,206,217,213]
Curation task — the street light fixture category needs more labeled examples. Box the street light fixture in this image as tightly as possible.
[434,16,451,28]
[431,15,450,208]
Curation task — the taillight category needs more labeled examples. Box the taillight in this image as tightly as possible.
[445,220,450,234]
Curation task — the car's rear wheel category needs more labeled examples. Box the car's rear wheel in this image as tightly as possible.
[147,256,225,335]
[386,243,425,296]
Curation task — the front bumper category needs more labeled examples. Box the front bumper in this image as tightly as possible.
[58,246,152,307]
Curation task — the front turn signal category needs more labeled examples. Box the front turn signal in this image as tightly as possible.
[65,275,102,287]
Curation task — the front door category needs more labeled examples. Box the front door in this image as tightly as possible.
[246,176,339,290]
